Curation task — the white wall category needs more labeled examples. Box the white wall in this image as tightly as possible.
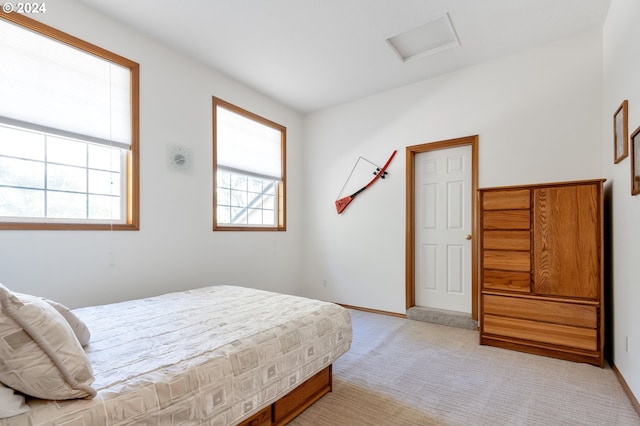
[603,0,640,403]
[301,30,604,314]
[0,0,305,308]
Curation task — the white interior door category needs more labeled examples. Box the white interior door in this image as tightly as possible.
[415,145,472,313]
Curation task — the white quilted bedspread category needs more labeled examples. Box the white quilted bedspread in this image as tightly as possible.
[1,286,352,426]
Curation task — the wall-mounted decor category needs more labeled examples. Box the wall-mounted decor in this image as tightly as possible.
[631,125,640,196]
[167,145,193,172]
[335,150,397,214]
[614,100,628,164]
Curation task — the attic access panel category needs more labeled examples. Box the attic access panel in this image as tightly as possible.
[386,13,460,62]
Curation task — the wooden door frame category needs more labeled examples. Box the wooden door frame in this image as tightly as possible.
[406,135,479,320]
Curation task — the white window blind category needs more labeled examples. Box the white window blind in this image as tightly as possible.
[0,18,131,149]
[216,105,282,180]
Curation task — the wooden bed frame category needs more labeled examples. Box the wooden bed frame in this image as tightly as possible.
[239,365,332,426]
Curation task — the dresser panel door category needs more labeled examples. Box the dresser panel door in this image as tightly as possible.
[533,184,600,299]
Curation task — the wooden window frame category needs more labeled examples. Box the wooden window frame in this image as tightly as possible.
[0,13,139,231]
[213,97,286,232]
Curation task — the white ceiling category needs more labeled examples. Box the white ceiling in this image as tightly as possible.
[77,0,611,114]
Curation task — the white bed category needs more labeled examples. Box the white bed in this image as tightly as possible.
[0,285,352,425]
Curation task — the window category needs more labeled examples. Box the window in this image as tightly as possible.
[213,98,286,231]
[0,13,139,230]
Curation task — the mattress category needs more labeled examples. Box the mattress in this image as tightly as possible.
[0,285,352,426]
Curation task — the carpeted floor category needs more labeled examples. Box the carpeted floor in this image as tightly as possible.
[289,310,640,426]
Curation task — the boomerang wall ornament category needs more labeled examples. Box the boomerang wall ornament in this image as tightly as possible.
[335,150,397,214]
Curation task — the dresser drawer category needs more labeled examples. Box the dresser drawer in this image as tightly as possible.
[483,210,530,229]
[483,270,530,292]
[483,294,597,328]
[482,189,530,210]
[483,230,530,250]
[483,250,530,272]
[483,314,597,351]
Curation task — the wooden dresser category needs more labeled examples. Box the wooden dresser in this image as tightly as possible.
[478,179,605,367]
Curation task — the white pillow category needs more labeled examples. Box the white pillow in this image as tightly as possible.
[0,284,96,400]
[0,383,29,419]
[26,297,90,347]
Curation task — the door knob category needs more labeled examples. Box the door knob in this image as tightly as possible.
[464,234,472,240]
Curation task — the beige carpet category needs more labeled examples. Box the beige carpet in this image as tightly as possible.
[289,310,640,426]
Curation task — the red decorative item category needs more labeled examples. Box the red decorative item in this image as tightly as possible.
[335,150,397,214]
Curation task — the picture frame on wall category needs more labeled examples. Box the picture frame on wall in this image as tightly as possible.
[631,125,640,196]
[614,100,628,164]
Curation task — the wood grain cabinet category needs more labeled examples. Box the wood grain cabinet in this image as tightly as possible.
[478,179,605,367]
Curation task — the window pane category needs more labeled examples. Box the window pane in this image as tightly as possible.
[231,207,247,224]
[217,188,230,205]
[47,164,86,192]
[230,174,247,190]
[47,191,86,218]
[248,193,262,208]
[248,208,262,225]
[248,177,262,193]
[263,195,275,210]
[0,157,44,188]
[0,187,44,216]
[263,183,275,195]
[217,205,230,223]
[0,126,44,160]
[88,144,121,172]
[263,210,274,225]
[217,170,231,188]
[230,189,247,208]
[89,194,120,220]
[89,169,120,196]
[47,136,86,167]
